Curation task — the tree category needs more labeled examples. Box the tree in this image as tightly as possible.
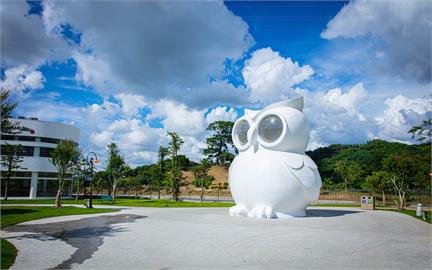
[119,176,141,198]
[0,89,32,134]
[167,132,184,201]
[192,159,214,202]
[106,142,126,202]
[0,144,24,200]
[93,170,110,194]
[333,160,363,191]
[408,119,432,143]
[364,171,391,206]
[71,156,86,201]
[383,153,428,209]
[50,140,80,208]
[155,146,169,199]
[203,121,235,167]
[333,160,349,192]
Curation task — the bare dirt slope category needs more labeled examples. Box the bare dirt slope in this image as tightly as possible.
[182,166,228,187]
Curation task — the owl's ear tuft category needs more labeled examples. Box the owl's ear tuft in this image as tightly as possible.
[285,96,304,112]
[262,96,304,112]
[244,109,261,119]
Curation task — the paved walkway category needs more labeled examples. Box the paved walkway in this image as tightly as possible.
[1,206,431,270]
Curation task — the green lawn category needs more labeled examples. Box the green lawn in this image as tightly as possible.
[1,238,17,270]
[309,204,361,207]
[377,208,431,224]
[1,198,234,208]
[0,206,119,229]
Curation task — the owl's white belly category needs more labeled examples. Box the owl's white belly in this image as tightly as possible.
[228,150,321,217]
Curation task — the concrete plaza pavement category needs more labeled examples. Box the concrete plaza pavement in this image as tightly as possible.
[2,206,431,270]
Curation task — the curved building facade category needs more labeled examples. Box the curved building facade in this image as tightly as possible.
[1,118,80,198]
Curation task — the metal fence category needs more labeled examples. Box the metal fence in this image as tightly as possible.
[83,187,431,207]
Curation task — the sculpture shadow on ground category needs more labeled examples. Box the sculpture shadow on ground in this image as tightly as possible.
[4,214,146,270]
[305,209,360,218]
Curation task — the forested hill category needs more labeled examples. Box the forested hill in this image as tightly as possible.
[306,139,431,191]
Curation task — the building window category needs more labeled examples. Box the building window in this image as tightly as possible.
[17,136,36,142]
[0,135,15,141]
[22,146,34,156]
[0,145,33,156]
[40,147,54,158]
[38,172,58,178]
[41,137,60,144]
[13,171,32,177]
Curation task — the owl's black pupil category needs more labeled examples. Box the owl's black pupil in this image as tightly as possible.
[259,115,283,143]
[237,121,249,145]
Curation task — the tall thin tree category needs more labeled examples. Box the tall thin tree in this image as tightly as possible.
[1,144,24,200]
[168,132,184,201]
[106,142,126,202]
[156,146,169,199]
[50,140,80,208]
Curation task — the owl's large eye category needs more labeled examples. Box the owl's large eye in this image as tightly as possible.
[237,120,250,145]
[259,115,283,143]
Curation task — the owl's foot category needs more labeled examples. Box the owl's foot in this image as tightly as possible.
[248,205,276,219]
[229,204,248,217]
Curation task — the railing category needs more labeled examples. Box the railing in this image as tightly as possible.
[77,187,431,207]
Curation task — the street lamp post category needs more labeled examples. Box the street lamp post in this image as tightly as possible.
[86,152,98,208]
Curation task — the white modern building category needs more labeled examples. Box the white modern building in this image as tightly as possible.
[1,117,80,198]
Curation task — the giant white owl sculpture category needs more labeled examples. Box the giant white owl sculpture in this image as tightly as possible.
[229,96,321,219]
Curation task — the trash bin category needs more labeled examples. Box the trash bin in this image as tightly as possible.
[416,203,423,217]
[361,195,375,210]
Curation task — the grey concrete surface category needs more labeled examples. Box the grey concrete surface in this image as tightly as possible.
[1,207,431,270]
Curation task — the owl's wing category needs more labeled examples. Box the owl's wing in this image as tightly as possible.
[278,152,304,169]
[279,154,319,188]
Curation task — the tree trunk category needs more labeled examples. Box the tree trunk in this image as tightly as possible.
[172,185,177,201]
[112,185,117,202]
[344,177,348,192]
[75,181,80,201]
[157,180,161,199]
[382,191,386,206]
[55,187,62,208]
[200,184,204,203]
[4,179,9,200]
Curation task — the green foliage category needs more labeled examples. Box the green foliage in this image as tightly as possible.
[308,139,431,193]
[0,206,118,228]
[50,140,81,207]
[0,89,31,134]
[363,171,392,192]
[168,132,185,201]
[106,142,126,180]
[203,121,235,167]
[105,142,127,200]
[192,159,214,190]
[0,143,23,178]
[1,238,17,269]
[71,156,87,200]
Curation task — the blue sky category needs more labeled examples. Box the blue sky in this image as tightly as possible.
[1,0,431,166]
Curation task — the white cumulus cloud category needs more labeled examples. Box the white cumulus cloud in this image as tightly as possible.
[321,0,431,82]
[1,65,45,97]
[206,106,238,124]
[243,47,314,104]
[374,95,432,143]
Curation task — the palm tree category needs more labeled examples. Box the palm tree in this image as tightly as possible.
[50,140,81,208]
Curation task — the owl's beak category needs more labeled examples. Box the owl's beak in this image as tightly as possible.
[253,140,259,153]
